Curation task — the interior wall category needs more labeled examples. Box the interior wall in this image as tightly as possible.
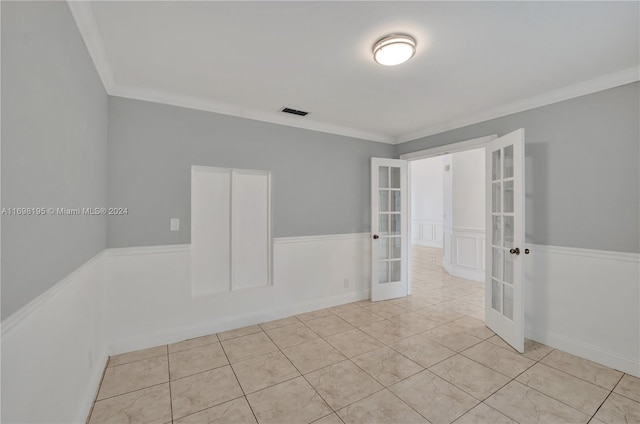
[1,1,109,319]
[107,97,395,248]
[396,82,640,254]
[452,148,485,229]
[410,156,444,246]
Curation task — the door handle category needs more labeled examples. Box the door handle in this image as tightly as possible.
[373,234,379,239]
[509,247,520,255]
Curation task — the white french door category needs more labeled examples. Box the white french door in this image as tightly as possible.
[371,158,409,301]
[485,129,526,352]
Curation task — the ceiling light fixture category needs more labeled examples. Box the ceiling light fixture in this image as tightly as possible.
[373,34,416,66]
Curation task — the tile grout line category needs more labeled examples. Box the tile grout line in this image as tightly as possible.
[218,331,261,424]
[586,372,625,423]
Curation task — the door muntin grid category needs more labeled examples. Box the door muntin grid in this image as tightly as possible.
[378,165,402,284]
[490,145,516,320]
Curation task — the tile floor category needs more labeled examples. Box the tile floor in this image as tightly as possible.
[88,246,639,424]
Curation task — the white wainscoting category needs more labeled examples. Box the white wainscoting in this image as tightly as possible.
[411,220,443,248]
[1,252,109,424]
[524,244,640,377]
[106,234,371,355]
[2,237,639,423]
[442,226,486,282]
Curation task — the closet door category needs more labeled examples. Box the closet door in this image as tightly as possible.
[191,166,272,297]
[231,169,272,290]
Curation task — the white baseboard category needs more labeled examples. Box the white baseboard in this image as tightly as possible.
[3,236,638,422]
[525,326,639,377]
[441,259,484,282]
[110,290,369,355]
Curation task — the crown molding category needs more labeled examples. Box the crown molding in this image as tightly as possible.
[67,1,115,92]
[394,66,640,144]
[109,84,396,144]
[69,1,638,147]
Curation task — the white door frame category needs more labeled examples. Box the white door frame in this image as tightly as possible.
[399,134,498,300]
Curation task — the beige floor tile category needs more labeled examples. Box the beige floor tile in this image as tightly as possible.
[247,377,332,424]
[389,314,441,333]
[388,296,433,311]
[439,300,484,317]
[335,308,385,327]
[97,356,169,400]
[312,413,344,424]
[486,335,554,361]
[516,363,610,415]
[325,329,384,358]
[266,322,320,349]
[361,302,408,319]
[411,306,465,323]
[422,325,483,352]
[389,370,478,424]
[337,389,428,424]
[359,319,419,344]
[108,345,167,368]
[462,341,535,378]
[430,355,510,400]
[168,334,218,354]
[174,397,257,424]
[614,374,640,402]
[447,317,495,340]
[351,346,423,387]
[89,383,171,424]
[390,334,456,368]
[485,381,589,424]
[169,342,229,380]
[305,360,383,410]
[593,393,640,424]
[221,331,278,363]
[232,350,299,393]
[260,316,300,330]
[540,350,624,390]
[170,365,244,420]
[457,294,486,308]
[297,308,335,322]
[282,338,346,374]
[217,324,263,341]
[304,315,355,338]
[454,403,516,424]
[328,303,361,314]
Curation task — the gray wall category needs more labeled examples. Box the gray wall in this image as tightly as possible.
[1,1,108,319]
[107,97,395,247]
[396,82,640,253]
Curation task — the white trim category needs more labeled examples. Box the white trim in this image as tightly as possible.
[76,353,109,424]
[1,250,106,336]
[525,325,639,377]
[274,233,370,245]
[110,86,395,144]
[105,244,190,257]
[66,1,115,92]
[525,243,640,263]
[68,1,638,146]
[395,67,640,143]
[109,290,369,355]
[400,135,497,161]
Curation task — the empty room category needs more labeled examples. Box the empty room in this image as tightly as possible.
[2,1,639,423]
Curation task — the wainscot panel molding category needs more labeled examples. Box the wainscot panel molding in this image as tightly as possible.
[524,243,639,376]
[2,238,638,422]
[441,225,486,282]
[1,251,109,424]
[411,220,444,248]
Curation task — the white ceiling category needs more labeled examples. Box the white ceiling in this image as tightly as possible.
[71,1,639,144]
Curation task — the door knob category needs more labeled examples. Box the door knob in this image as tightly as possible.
[509,247,520,255]
[373,234,379,239]
[524,248,530,254]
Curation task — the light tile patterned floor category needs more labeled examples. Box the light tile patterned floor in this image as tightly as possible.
[88,246,639,424]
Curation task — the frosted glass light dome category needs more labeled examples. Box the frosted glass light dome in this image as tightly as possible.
[373,35,416,66]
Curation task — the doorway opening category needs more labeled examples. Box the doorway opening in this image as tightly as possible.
[408,147,486,320]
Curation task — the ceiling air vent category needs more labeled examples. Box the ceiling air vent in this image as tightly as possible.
[281,107,309,116]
